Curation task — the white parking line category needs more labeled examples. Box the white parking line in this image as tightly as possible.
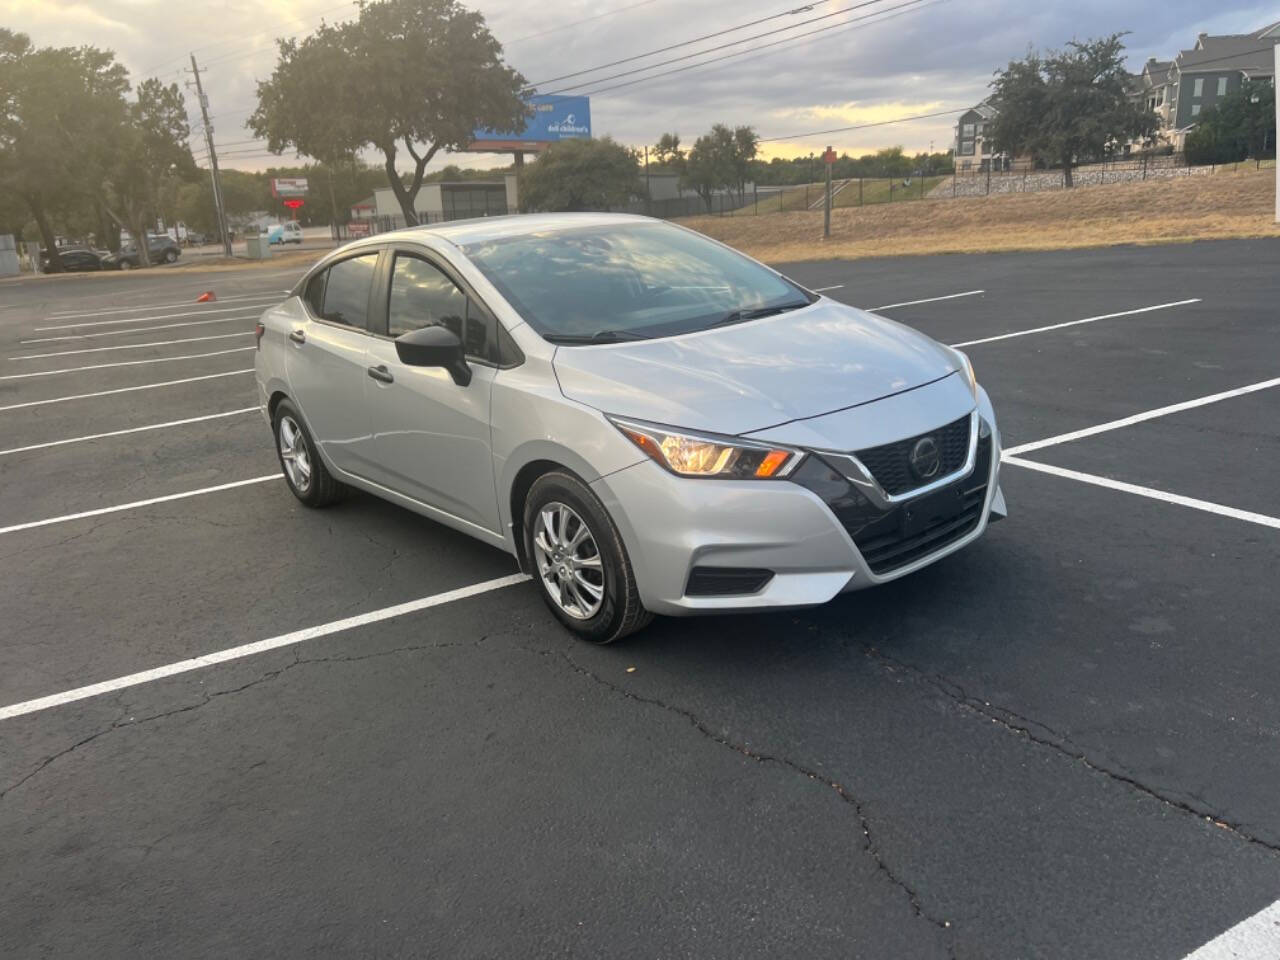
[0,369,253,413]
[0,347,254,381]
[0,408,259,457]
[952,299,1201,348]
[1182,900,1280,960]
[1004,377,1280,456]
[13,332,254,359]
[45,291,286,321]
[0,573,530,722]
[34,300,279,332]
[22,313,261,343]
[812,284,844,292]
[1001,455,1280,530]
[0,474,281,536]
[871,289,985,311]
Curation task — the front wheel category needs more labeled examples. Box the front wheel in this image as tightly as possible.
[164,249,178,263]
[524,471,652,643]
[272,399,344,507]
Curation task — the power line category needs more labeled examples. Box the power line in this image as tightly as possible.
[556,0,908,95]
[579,0,941,98]
[527,2,820,88]
[140,0,359,75]
[506,0,665,45]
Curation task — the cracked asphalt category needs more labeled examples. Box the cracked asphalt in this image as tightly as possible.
[1,239,1278,959]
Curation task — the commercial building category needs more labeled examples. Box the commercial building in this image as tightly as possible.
[366,175,519,225]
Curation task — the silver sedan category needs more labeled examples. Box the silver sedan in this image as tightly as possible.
[254,213,1006,642]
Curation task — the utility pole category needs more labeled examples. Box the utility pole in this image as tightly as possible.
[644,145,651,216]
[190,55,232,257]
[823,145,832,239]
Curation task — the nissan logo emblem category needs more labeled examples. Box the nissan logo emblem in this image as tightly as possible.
[909,436,941,480]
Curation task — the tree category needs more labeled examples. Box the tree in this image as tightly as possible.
[95,78,194,266]
[1185,78,1276,165]
[682,124,736,211]
[731,126,759,201]
[989,35,1157,186]
[251,0,527,225]
[520,137,642,212]
[0,30,129,271]
[652,132,684,170]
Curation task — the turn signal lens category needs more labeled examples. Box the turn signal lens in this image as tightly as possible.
[612,418,800,479]
[254,321,266,349]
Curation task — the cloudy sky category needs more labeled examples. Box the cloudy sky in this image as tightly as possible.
[3,0,1276,172]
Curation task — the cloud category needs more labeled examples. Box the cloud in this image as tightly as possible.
[3,0,1275,173]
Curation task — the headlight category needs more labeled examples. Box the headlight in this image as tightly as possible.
[609,417,802,479]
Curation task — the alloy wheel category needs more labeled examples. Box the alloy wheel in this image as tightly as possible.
[277,415,312,492]
[532,501,605,620]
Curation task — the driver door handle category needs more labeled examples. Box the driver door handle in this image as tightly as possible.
[288,329,306,345]
[367,364,395,384]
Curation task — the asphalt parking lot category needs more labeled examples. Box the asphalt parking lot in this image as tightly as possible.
[1,237,1277,959]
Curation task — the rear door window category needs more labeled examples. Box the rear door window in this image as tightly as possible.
[319,253,379,329]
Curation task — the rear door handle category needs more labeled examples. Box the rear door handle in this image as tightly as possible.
[367,364,395,384]
[288,329,306,345]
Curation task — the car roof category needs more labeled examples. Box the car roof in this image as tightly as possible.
[370,212,657,249]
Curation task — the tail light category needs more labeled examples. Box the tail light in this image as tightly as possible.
[254,321,265,349]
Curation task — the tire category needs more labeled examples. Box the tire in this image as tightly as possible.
[523,471,652,643]
[164,249,178,263]
[272,399,344,507]
[117,260,132,271]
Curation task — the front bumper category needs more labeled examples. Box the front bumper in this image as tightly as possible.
[591,391,1004,616]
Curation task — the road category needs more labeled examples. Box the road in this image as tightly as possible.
[1,238,1277,959]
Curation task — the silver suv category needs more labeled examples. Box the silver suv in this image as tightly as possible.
[254,214,1005,642]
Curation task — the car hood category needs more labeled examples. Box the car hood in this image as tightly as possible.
[551,299,961,435]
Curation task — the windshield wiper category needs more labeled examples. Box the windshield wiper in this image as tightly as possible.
[542,329,649,345]
[710,301,810,329]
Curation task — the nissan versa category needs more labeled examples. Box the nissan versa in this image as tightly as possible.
[254,213,1006,642]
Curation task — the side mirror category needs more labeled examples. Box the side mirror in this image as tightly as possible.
[394,324,472,386]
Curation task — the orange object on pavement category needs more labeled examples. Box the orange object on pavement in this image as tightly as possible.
[196,291,216,303]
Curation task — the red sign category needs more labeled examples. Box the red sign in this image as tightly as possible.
[822,148,838,164]
[283,199,304,210]
[347,221,371,237]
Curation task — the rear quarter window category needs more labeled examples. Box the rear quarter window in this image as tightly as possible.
[303,271,327,315]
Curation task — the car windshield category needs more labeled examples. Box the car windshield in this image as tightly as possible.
[460,221,814,343]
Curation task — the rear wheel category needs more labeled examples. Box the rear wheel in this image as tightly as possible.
[524,471,651,643]
[164,249,178,263]
[273,399,344,507]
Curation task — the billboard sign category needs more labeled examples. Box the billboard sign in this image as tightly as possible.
[271,178,308,198]
[469,95,591,151]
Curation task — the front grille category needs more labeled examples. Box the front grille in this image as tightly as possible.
[790,434,992,577]
[853,415,970,496]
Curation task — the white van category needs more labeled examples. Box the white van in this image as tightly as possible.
[268,221,304,245]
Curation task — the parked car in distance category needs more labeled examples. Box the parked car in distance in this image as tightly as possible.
[184,231,209,246]
[267,221,304,245]
[254,213,1006,643]
[39,247,106,272]
[104,235,182,269]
